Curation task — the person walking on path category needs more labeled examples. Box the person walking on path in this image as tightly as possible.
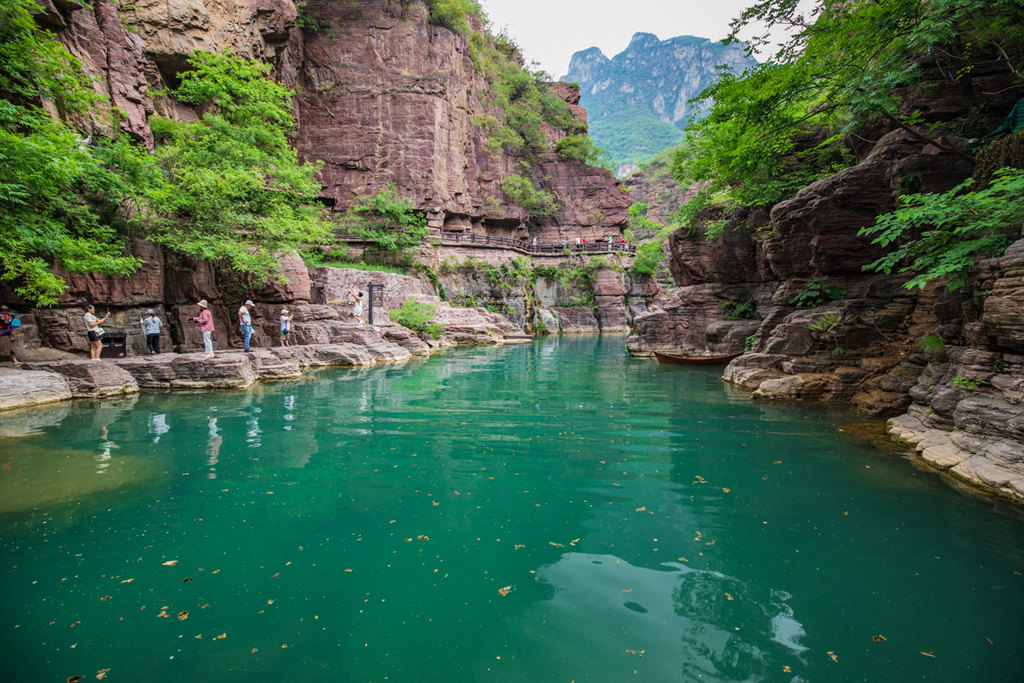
[238,300,254,351]
[279,309,293,346]
[0,307,20,366]
[192,300,215,357]
[84,304,110,360]
[140,309,163,354]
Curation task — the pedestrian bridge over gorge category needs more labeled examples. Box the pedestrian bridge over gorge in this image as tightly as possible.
[439,231,637,256]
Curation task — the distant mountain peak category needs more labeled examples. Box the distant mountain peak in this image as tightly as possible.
[562,32,757,174]
[627,32,661,48]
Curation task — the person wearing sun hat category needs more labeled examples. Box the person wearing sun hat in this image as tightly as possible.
[279,308,293,346]
[191,299,215,357]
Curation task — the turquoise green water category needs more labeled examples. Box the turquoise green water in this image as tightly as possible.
[1,336,1022,682]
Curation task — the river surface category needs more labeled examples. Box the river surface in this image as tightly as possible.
[1,336,1022,682]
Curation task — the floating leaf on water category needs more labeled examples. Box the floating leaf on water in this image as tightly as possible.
[725,593,734,601]
[548,542,563,547]
[66,676,85,683]
[782,665,792,673]
[827,651,838,662]
[100,596,111,602]
[920,651,936,658]
[498,586,512,596]
[267,600,274,605]
[873,635,886,642]
[215,633,226,640]
[635,507,647,512]
[70,621,80,628]
[417,535,429,541]
[281,644,289,648]
[722,488,731,493]
[625,650,645,658]
[211,569,221,574]
[157,611,170,618]
[569,538,581,546]
[120,579,134,584]
[677,557,688,562]
[183,578,193,583]
[513,544,525,550]
[251,648,258,653]
[96,669,110,680]
[404,538,413,543]
[177,611,189,621]
[161,561,178,566]
[194,635,202,639]
[200,604,210,609]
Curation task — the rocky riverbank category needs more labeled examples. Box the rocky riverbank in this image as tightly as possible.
[0,317,540,413]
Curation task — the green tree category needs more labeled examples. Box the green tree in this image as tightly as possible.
[0,0,152,304]
[859,167,1024,290]
[148,51,332,277]
[674,0,1024,215]
[340,184,428,255]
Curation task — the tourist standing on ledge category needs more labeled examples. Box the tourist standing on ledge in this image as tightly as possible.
[0,306,20,366]
[192,300,215,357]
[329,285,363,325]
[279,308,293,346]
[350,286,364,325]
[140,309,163,355]
[238,299,254,352]
[84,304,110,361]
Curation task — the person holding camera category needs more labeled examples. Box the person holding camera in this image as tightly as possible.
[84,304,110,360]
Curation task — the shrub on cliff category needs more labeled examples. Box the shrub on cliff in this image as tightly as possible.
[338,184,428,257]
[860,167,1024,290]
[390,297,443,339]
[555,134,609,167]
[500,175,558,217]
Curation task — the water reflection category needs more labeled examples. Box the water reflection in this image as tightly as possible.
[96,424,116,475]
[148,412,169,443]
[206,417,221,479]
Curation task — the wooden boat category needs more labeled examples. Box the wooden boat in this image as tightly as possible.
[653,350,744,365]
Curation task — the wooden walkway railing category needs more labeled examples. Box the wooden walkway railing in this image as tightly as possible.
[439,231,635,256]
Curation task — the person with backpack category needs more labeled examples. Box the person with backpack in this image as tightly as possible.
[0,307,20,366]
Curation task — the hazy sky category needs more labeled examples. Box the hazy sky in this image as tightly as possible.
[479,0,768,78]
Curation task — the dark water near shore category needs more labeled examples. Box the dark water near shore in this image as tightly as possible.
[1,336,1022,682]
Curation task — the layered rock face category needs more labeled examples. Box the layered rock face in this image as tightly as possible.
[888,240,1024,500]
[293,0,629,243]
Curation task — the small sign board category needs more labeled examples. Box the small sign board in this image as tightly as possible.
[368,283,384,325]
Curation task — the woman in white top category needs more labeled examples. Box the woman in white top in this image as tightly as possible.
[84,304,110,360]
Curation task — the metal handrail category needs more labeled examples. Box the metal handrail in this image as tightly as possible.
[439,231,635,255]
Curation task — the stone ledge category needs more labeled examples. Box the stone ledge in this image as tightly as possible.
[0,337,418,412]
